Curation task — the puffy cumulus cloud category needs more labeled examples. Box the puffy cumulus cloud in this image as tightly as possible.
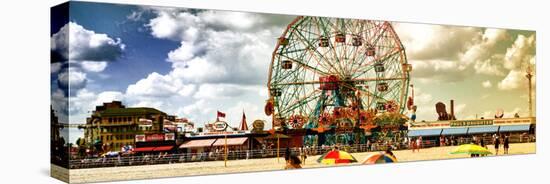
[504,34,536,70]
[493,34,536,91]
[51,89,69,123]
[395,23,481,61]
[100,8,291,125]
[459,28,508,70]
[498,70,526,90]
[193,84,259,99]
[57,67,87,91]
[51,22,125,62]
[409,59,469,83]
[482,80,492,88]
[126,72,194,98]
[177,99,215,123]
[80,61,108,73]
[396,23,516,85]
[51,22,125,100]
[146,8,289,85]
[473,55,506,76]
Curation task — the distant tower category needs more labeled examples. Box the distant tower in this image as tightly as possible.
[526,66,533,117]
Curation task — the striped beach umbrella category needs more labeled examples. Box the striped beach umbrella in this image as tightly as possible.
[317,150,358,165]
[362,152,397,164]
[450,144,492,155]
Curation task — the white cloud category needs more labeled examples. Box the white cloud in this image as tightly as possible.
[504,34,536,70]
[51,63,63,74]
[57,67,87,90]
[146,9,287,85]
[51,22,125,61]
[498,70,525,90]
[482,80,492,88]
[193,84,257,99]
[395,23,480,60]
[473,55,505,76]
[409,59,469,82]
[80,61,108,72]
[51,22,125,96]
[127,72,183,98]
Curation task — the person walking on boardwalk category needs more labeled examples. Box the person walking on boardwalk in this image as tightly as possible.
[299,147,307,165]
[503,135,510,154]
[494,135,501,155]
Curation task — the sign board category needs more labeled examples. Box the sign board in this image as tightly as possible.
[213,121,228,131]
[165,133,175,141]
[146,134,165,142]
[450,120,493,127]
[252,120,265,132]
[135,134,146,142]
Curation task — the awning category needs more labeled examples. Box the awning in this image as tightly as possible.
[133,147,155,152]
[263,133,291,139]
[179,139,217,149]
[499,124,531,132]
[441,128,468,135]
[212,137,248,146]
[153,146,174,152]
[407,129,442,137]
[468,126,499,134]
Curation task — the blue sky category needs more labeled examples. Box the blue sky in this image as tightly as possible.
[51,2,536,143]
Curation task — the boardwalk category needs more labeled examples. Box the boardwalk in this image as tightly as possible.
[52,143,535,183]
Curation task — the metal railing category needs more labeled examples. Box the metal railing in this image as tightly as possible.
[68,134,534,169]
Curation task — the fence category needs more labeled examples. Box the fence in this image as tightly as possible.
[68,134,534,169]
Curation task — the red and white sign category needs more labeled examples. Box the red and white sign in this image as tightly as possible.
[138,118,153,125]
[146,134,165,142]
[135,134,146,142]
[165,133,175,141]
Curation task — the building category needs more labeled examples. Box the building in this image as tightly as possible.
[84,101,175,151]
[407,117,536,147]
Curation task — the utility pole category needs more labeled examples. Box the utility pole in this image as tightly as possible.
[526,66,533,117]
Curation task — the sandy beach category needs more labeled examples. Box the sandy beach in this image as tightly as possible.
[52,142,535,183]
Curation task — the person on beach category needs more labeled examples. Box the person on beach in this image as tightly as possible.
[416,137,422,151]
[284,154,302,169]
[385,148,396,160]
[411,138,417,153]
[284,147,291,161]
[504,135,510,154]
[494,135,500,155]
[480,138,487,157]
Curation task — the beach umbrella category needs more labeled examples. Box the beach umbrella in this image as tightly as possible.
[362,152,397,164]
[450,144,492,155]
[317,150,358,165]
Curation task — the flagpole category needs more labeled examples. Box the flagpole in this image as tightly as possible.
[224,133,228,167]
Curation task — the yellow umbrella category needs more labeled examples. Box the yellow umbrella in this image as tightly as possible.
[450,144,492,155]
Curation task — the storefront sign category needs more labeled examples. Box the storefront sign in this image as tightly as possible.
[165,133,175,141]
[146,133,165,142]
[135,134,145,142]
[213,121,228,131]
[450,120,493,127]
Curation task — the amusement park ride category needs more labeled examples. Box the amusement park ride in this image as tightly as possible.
[265,17,413,146]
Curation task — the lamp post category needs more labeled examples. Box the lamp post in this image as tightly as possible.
[526,66,533,117]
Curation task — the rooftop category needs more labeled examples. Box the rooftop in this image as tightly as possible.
[97,107,167,117]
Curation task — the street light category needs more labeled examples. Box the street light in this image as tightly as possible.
[526,66,533,117]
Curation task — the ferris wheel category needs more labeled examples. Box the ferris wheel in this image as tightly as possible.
[265,16,412,131]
